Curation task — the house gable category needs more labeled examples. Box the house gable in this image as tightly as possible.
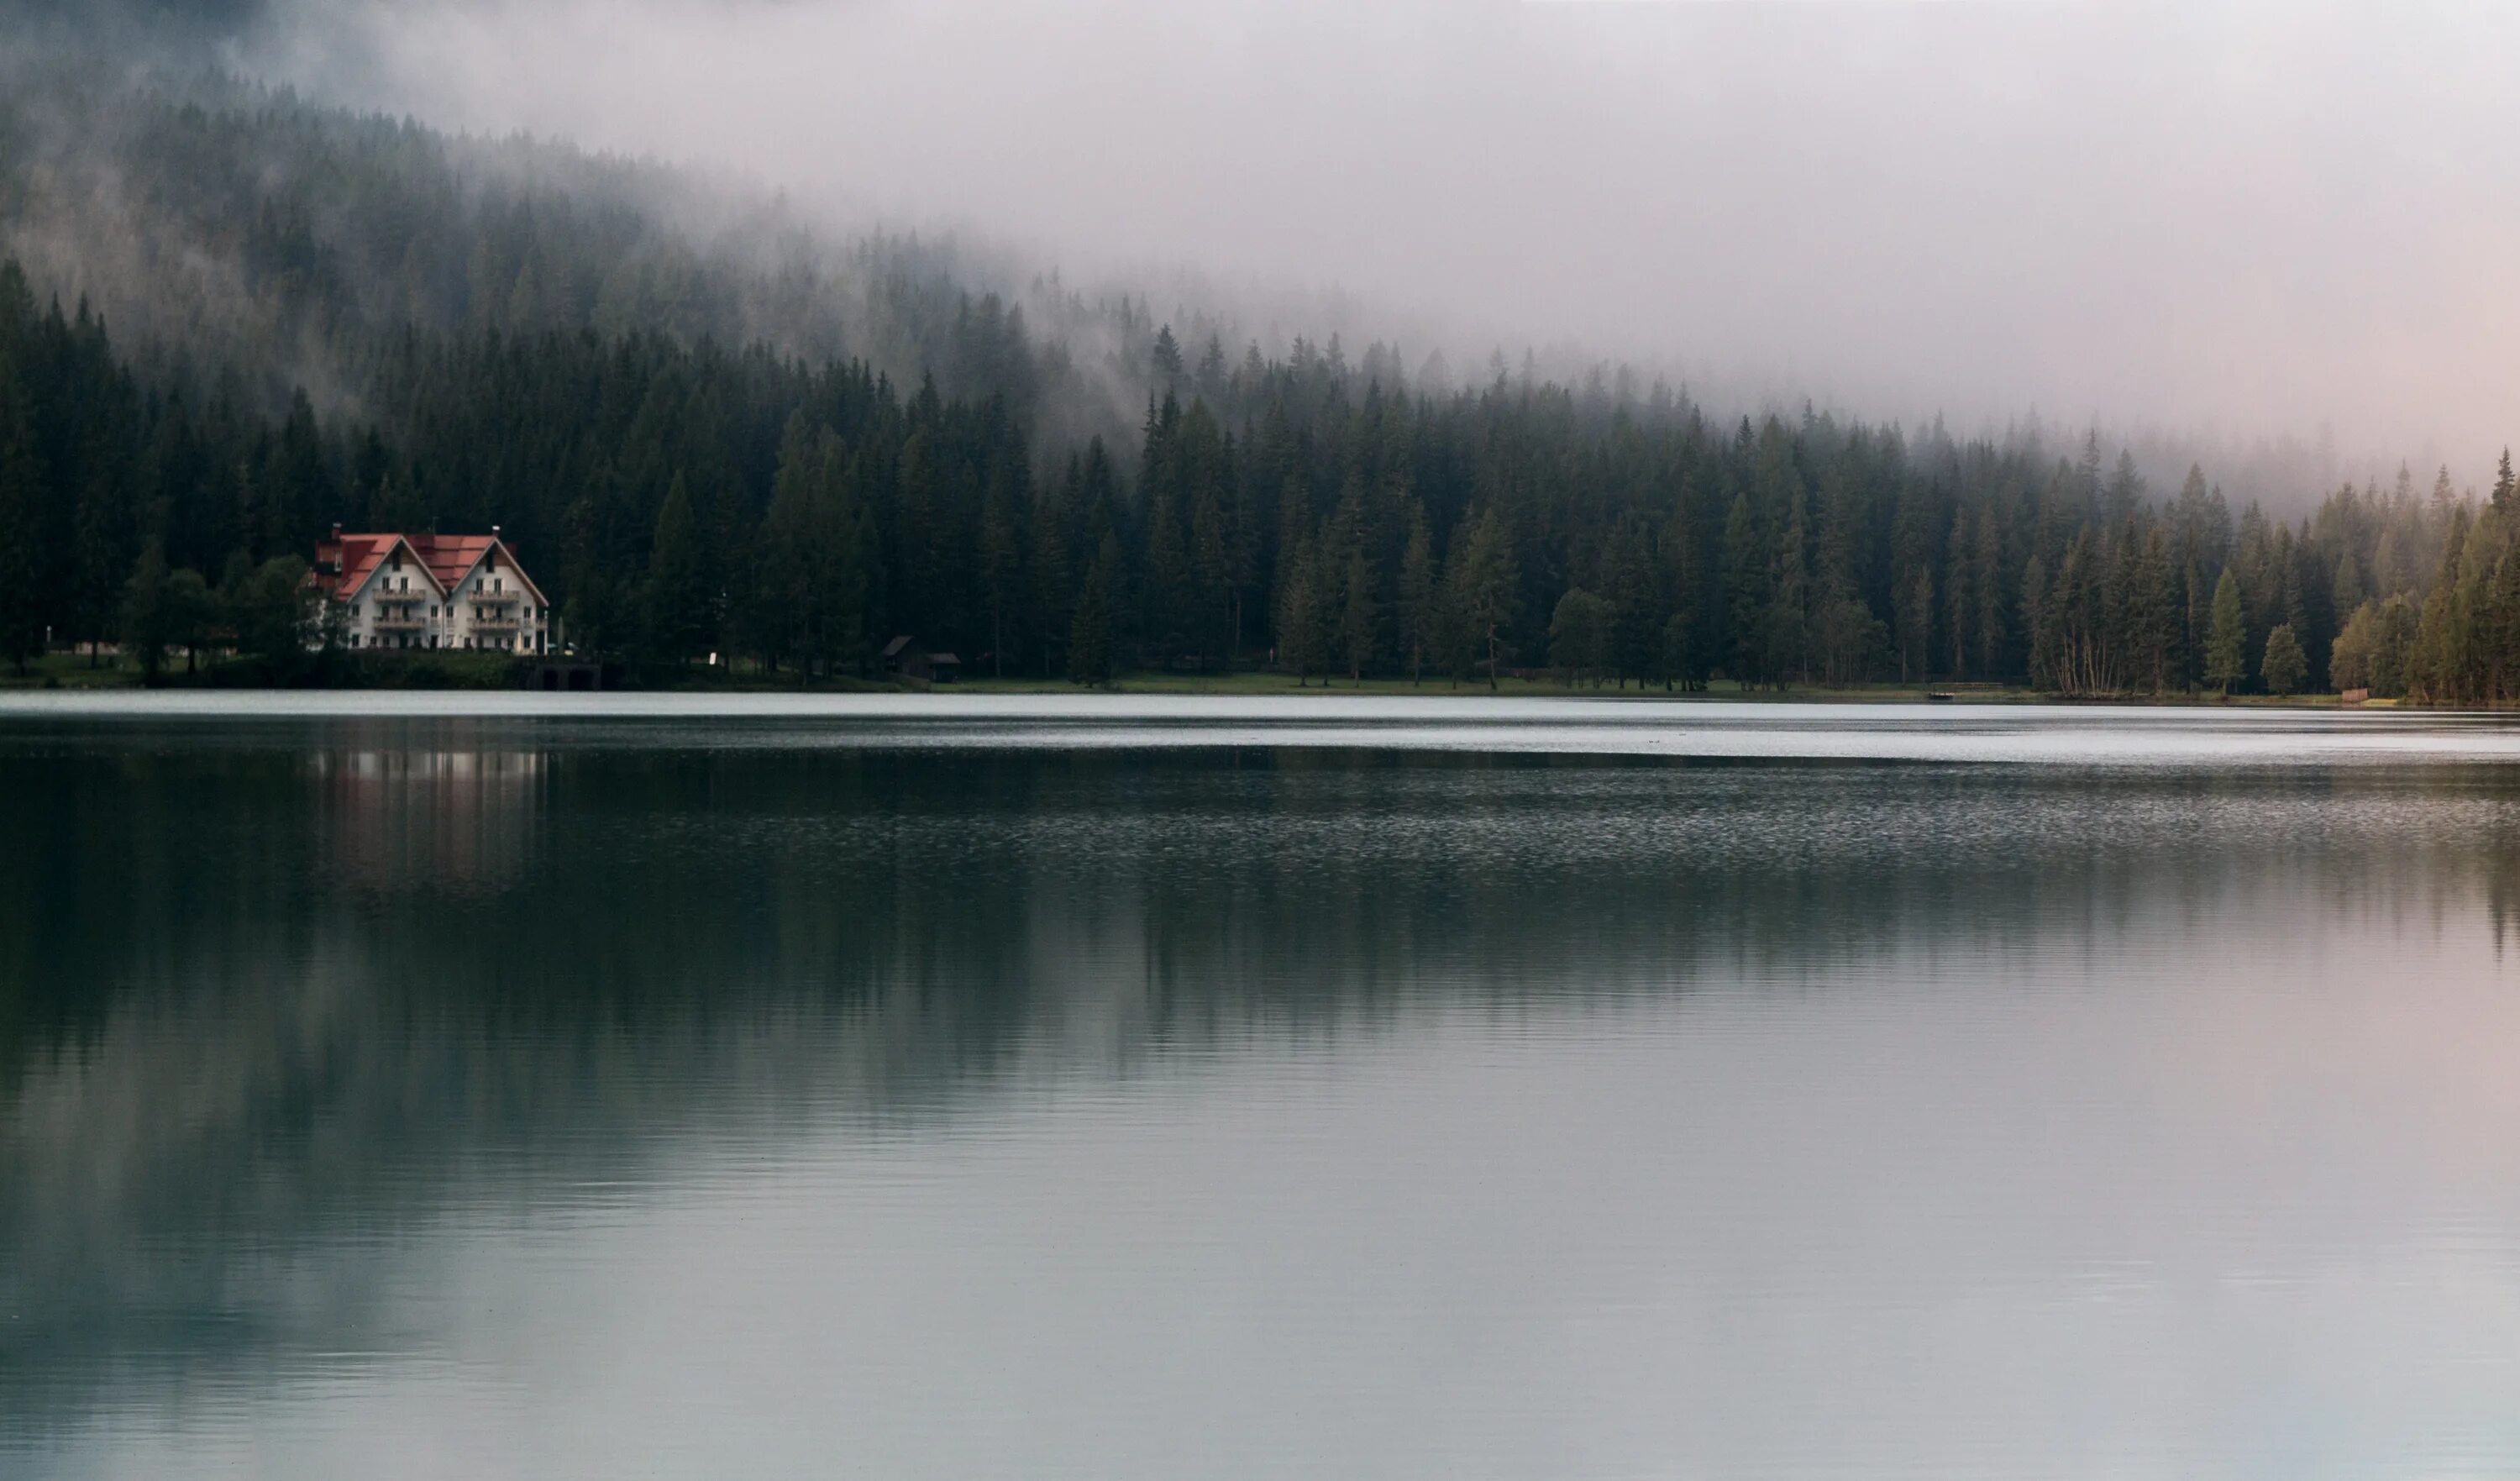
[438,538,549,609]
[336,535,449,605]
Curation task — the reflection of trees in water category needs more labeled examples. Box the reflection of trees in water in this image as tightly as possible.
[8,737,2520,1426]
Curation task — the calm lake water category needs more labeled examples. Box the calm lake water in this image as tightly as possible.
[7,695,2520,1479]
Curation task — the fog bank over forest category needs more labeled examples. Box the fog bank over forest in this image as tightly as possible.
[202,0,2520,493]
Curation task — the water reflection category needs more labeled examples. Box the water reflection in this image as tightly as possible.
[312,731,544,881]
[5,714,2520,1478]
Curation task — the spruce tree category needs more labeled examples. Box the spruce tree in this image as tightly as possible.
[165,568,213,675]
[2411,507,2472,702]
[1341,549,1377,681]
[2260,622,2307,696]
[1896,565,1932,682]
[1275,528,1322,685]
[1446,507,1517,689]
[1660,609,1695,691]
[1764,489,1811,686]
[643,473,710,667]
[0,356,45,674]
[980,471,1021,678]
[1719,491,1763,685]
[72,439,131,663]
[1397,502,1436,684]
[1068,538,1117,685]
[120,539,171,681]
[1604,516,1659,686]
[2205,569,2248,695]
[2130,528,2178,692]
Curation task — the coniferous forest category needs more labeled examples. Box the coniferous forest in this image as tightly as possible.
[2,70,2516,699]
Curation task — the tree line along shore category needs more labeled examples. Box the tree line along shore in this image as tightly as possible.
[1,251,2498,702]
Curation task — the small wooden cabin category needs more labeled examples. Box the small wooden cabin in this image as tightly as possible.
[882,636,963,683]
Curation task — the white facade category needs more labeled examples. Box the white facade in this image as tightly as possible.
[327,535,554,655]
[437,549,549,654]
[340,555,437,651]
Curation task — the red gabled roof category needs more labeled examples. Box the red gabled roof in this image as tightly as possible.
[411,534,498,592]
[421,533,548,607]
[312,534,439,601]
[312,533,543,604]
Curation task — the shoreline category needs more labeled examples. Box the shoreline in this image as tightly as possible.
[0,656,2405,712]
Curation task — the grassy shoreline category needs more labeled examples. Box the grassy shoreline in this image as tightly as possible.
[0,651,2398,706]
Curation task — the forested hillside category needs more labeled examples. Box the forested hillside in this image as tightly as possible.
[0,69,2512,698]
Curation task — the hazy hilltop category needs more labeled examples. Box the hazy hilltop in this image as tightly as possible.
[1,60,1159,442]
[0,50,2408,514]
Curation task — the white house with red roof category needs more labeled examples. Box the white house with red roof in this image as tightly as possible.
[312,527,554,654]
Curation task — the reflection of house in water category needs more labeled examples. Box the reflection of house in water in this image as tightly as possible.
[312,741,546,890]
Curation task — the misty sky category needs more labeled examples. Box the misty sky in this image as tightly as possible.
[253,0,2519,472]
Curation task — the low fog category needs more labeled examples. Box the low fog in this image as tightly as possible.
[109,0,2520,482]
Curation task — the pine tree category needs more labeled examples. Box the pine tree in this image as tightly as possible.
[71,434,131,664]
[1341,548,1377,681]
[2205,568,2248,695]
[979,471,1021,678]
[2179,562,2207,691]
[2260,622,2307,696]
[1896,564,1933,682]
[2129,527,2178,691]
[1660,609,1695,691]
[1764,488,1811,686]
[1604,515,1659,687]
[1275,533,1326,685]
[1397,501,1436,684]
[1031,454,1078,679]
[1971,507,2007,677]
[0,355,44,673]
[1662,506,1702,689]
[643,472,710,666]
[1141,491,1193,664]
[1942,519,1971,678]
[1719,491,1764,685]
[1446,506,1518,689]
[165,568,214,675]
[1068,535,1118,685]
[2019,554,2052,690]
[2411,506,2473,702]
[120,538,171,681]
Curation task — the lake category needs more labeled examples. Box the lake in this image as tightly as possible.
[5,695,2520,1479]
